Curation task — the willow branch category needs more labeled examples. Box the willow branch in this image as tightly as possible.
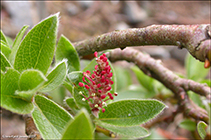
[74,24,211,64]
[107,48,210,123]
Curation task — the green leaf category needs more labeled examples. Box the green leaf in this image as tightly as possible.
[96,121,150,138]
[1,52,12,72]
[49,85,66,105]
[98,99,166,126]
[188,91,204,109]
[1,40,11,58]
[62,108,94,140]
[114,85,149,101]
[16,69,47,101]
[14,13,59,74]
[197,121,207,139]
[113,66,132,91]
[65,97,78,109]
[39,60,67,92]
[56,35,80,72]
[9,25,29,65]
[18,69,47,91]
[131,66,155,92]
[1,68,33,114]
[179,119,197,131]
[0,30,9,46]
[67,71,83,86]
[185,53,209,81]
[32,94,73,139]
[83,58,117,94]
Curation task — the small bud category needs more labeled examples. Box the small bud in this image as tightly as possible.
[102,102,107,106]
[94,52,98,57]
[110,80,114,85]
[78,82,84,87]
[82,77,86,82]
[95,65,98,70]
[103,57,107,62]
[92,81,96,85]
[97,84,101,88]
[101,95,106,99]
[109,95,114,100]
[91,74,95,78]
[106,86,111,91]
[108,72,113,77]
[114,92,118,96]
[79,91,83,95]
[94,104,99,108]
[98,90,102,93]
[85,85,90,89]
[91,93,96,96]
[100,55,104,60]
[102,108,105,113]
[86,70,91,75]
[82,98,86,101]
[103,53,106,57]
[108,92,112,96]
[101,71,106,75]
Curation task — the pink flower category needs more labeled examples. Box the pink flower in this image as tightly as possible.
[78,52,117,113]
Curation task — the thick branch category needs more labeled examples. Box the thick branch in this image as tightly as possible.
[107,48,210,123]
[74,24,211,63]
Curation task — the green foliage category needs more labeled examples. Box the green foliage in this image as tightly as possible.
[197,121,207,139]
[179,119,197,131]
[39,60,67,92]
[62,108,94,139]
[96,121,150,138]
[1,68,33,114]
[98,99,166,126]
[32,95,73,139]
[1,40,11,59]
[185,53,209,81]
[1,52,12,72]
[1,13,175,139]
[0,30,9,46]
[56,35,80,72]
[9,25,29,65]
[14,13,58,74]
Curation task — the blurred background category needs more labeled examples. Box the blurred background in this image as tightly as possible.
[1,1,210,139]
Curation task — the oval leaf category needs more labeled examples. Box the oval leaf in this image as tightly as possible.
[32,95,73,139]
[0,30,9,46]
[39,60,67,92]
[179,119,197,131]
[1,68,33,114]
[98,99,166,126]
[19,69,47,91]
[1,40,11,59]
[9,25,29,65]
[62,108,94,139]
[96,121,150,138]
[1,52,12,72]
[56,35,80,72]
[131,66,155,92]
[197,121,207,139]
[185,53,209,81]
[14,13,59,74]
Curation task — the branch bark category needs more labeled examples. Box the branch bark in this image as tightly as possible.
[74,24,211,65]
[107,48,210,123]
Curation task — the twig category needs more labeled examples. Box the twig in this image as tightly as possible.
[24,114,42,140]
[74,24,211,64]
[107,48,210,123]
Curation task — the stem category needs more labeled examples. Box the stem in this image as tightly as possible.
[107,48,210,123]
[74,24,211,63]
